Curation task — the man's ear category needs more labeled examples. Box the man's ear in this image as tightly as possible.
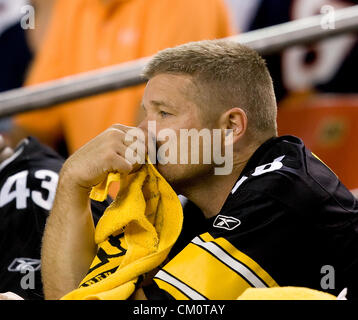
[218,108,248,145]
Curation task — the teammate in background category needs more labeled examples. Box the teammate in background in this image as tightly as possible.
[9,0,233,156]
[42,40,358,300]
[0,135,109,299]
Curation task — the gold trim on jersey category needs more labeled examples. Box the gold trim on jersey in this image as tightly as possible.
[153,232,278,300]
[311,152,337,177]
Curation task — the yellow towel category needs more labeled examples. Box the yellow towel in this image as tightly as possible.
[237,287,337,300]
[61,163,183,300]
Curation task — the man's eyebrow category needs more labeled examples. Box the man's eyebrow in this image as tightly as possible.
[149,100,174,109]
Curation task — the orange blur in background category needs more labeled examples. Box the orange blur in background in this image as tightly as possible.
[278,95,358,189]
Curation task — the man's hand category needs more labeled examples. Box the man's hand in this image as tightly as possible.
[41,124,147,299]
[61,124,146,191]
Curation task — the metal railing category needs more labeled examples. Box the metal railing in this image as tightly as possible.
[0,5,358,118]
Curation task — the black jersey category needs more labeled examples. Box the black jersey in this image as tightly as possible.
[143,135,358,300]
[0,137,109,299]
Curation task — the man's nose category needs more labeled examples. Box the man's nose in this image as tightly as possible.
[137,119,151,153]
[138,119,158,154]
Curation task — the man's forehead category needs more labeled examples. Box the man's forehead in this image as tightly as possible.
[143,73,197,104]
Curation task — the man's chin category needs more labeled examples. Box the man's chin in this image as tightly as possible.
[156,163,176,184]
[155,163,188,191]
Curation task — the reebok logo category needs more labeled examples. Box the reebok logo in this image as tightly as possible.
[8,258,41,272]
[213,215,241,231]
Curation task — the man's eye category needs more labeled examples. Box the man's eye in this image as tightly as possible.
[159,111,171,118]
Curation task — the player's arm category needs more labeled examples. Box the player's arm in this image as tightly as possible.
[41,125,144,300]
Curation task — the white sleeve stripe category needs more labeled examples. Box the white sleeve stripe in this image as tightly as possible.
[191,236,268,288]
[231,176,248,194]
[154,270,207,300]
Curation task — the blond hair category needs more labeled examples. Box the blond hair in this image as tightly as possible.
[143,40,278,139]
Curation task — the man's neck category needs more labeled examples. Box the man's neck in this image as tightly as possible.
[178,154,254,219]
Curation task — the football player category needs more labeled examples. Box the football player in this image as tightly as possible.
[0,136,109,299]
[42,40,358,300]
